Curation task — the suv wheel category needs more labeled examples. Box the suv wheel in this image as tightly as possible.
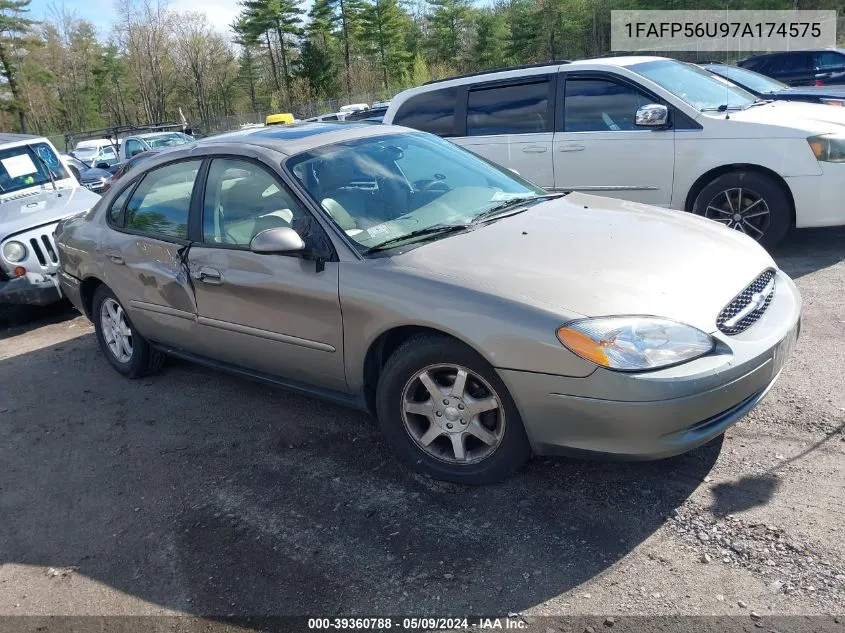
[92,285,164,378]
[692,171,791,249]
[376,334,530,485]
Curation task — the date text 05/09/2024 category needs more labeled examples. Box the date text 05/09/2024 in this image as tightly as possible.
[307,617,528,630]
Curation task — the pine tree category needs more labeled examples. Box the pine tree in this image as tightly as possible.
[360,0,408,90]
[0,0,35,132]
[474,9,511,70]
[426,0,472,70]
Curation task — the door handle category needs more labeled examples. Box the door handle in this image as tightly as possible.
[106,251,124,265]
[559,144,585,152]
[522,145,548,153]
[192,266,223,285]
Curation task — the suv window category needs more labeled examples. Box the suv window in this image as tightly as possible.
[466,80,549,136]
[125,139,144,157]
[776,52,812,73]
[564,78,652,132]
[392,87,458,137]
[124,160,201,239]
[203,158,309,246]
[815,51,845,70]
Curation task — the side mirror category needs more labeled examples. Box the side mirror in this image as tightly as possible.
[130,149,143,157]
[635,103,669,128]
[95,162,110,169]
[250,227,306,254]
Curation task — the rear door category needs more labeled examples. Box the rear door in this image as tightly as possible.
[101,159,203,350]
[452,76,556,188]
[187,156,347,392]
[553,72,675,206]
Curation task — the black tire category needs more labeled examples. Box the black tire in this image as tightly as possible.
[691,171,791,249]
[376,334,530,485]
[92,285,164,378]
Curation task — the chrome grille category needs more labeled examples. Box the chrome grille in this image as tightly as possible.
[716,270,776,335]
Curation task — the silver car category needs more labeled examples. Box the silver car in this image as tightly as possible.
[55,123,802,484]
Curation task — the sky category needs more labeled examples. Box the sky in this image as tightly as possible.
[26,0,242,38]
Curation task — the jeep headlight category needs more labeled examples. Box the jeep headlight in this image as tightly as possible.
[808,133,845,163]
[557,317,715,371]
[2,240,27,263]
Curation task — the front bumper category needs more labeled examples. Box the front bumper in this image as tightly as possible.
[786,161,845,228]
[0,271,62,305]
[498,270,802,459]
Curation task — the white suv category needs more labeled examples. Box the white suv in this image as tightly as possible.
[384,56,845,247]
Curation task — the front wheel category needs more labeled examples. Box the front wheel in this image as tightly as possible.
[376,334,530,485]
[691,171,791,249]
[92,285,164,378]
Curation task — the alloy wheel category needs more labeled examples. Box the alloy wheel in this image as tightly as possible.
[400,363,506,465]
[704,187,770,240]
[100,298,133,363]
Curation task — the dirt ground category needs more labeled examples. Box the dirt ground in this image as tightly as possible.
[0,227,843,633]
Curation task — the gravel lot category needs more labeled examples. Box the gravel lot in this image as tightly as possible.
[0,227,843,632]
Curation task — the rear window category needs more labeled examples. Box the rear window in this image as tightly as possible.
[392,87,457,137]
[466,80,550,135]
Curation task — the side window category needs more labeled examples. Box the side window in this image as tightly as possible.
[124,160,201,239]
[467,80,549,136]
[125,139,143,157]
[203,158,309,246]
[564,78,652,132]
[101,146,116,160]
[816,51,845,70]
[107,184,134,226]
[778,53,811,73]
[392,87,458,137]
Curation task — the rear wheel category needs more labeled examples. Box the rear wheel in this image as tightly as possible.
[92,285,164,378]
[376,334,530,484]
[692,171,791,249]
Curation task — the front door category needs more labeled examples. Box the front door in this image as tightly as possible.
[187,157,347,392]
[101,159,203,350]
[553,74,675,206]
[452,76,556,188]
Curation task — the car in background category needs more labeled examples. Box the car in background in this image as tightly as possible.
[385,55,845,248]
[700,63,845,107]
[303,112,349,122]
[71,138,116,167]
[60,154,87,181]
[343,106,388,123]
[339,103,369,113]
[77,165,114,194]
[738,49,845,86]
[0,133,100,305]
[102,148,163,193]
[118,131,193,161]
[54,123,800,484]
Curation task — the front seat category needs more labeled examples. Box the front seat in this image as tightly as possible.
[221,180,280,244]
[316,160,370,232]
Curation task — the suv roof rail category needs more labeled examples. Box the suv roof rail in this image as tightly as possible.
[423,60,571,85]
[63,122,187,151]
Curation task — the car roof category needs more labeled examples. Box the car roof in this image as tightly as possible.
[0,133,40,145]
[195,121,409,156]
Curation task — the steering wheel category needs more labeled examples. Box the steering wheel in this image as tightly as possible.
[414,178,450,194]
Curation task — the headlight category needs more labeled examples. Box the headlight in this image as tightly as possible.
[2,240,27,263]
[557,317,714,371]
[807,133,845,162]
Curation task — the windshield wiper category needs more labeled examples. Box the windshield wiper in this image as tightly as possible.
[701,104,743,112]
[27,145,57,191]
[364,223,471,254]
[744,99,774,109]
[471,193,564,224]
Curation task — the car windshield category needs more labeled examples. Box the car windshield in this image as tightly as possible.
[0,142,69,195]
[73,146,99,158]
[286,132,546,252]
[632,59,757,111]
[707,65,788,94]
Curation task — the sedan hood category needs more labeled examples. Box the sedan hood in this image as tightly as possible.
[0,187,101,240]
[393,193,775,333]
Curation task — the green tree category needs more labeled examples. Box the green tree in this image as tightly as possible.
[0,0,35,131]
[360,0,408,89]
[426,0,473,70]
[474,8,511,70]
[296,38,339,99]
